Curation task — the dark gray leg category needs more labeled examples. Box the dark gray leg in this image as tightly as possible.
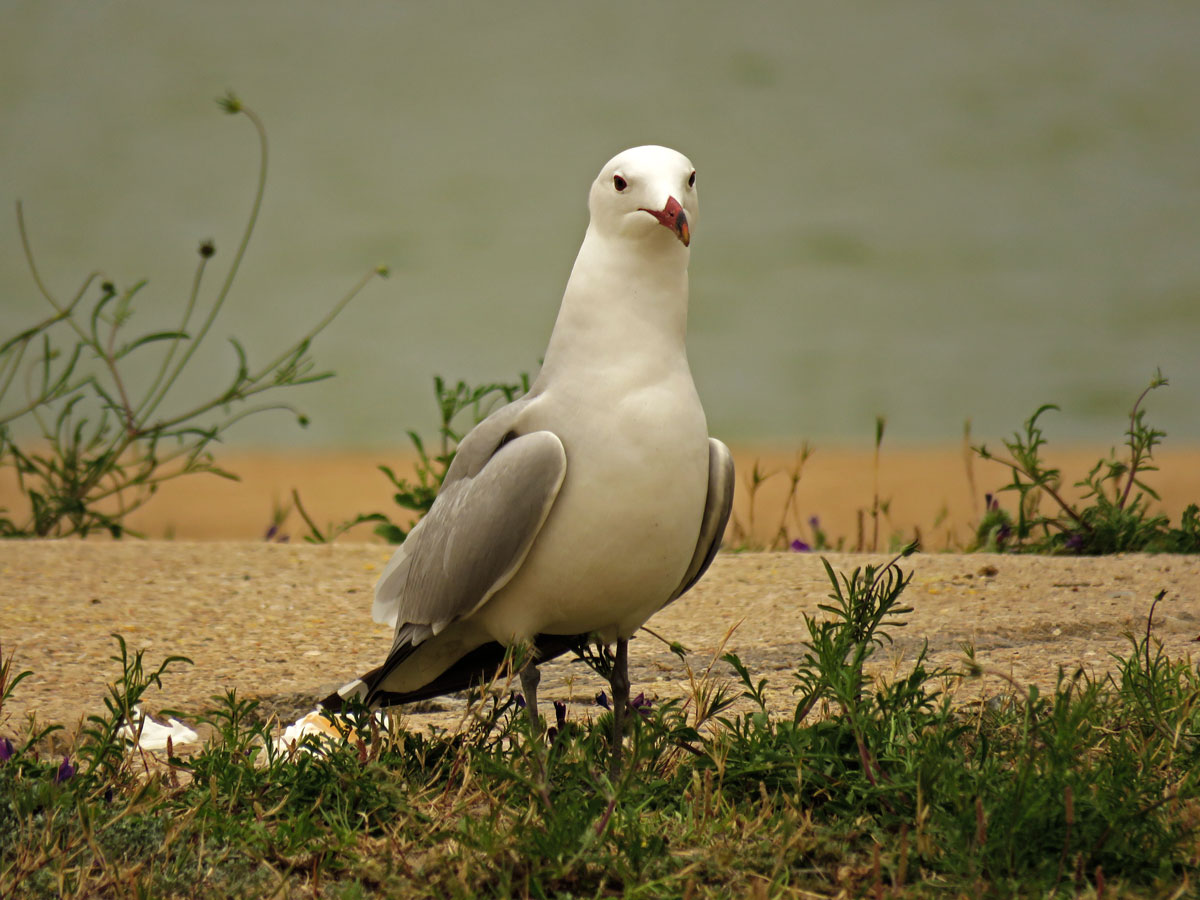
[520,663,542,731]
[609,637,630,779]
[521,660,553,803]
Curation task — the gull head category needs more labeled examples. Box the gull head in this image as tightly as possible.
[588,145,697,249]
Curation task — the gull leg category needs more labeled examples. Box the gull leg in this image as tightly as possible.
[520,663,542,731]
[609,637,630,779]
[520,660,554,803]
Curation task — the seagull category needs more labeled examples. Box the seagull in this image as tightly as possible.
[323,145,734,771]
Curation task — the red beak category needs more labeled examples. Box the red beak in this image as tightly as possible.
[639,195,690,246]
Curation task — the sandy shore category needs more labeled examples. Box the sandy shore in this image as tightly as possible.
[3,444,1195,549]
[2,543,1197,738]
[2,444,1198,739]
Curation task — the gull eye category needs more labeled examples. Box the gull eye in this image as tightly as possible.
[613,174,628,192]
[688,170,696,188]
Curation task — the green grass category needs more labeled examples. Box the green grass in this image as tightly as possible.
[3,552,1198,898]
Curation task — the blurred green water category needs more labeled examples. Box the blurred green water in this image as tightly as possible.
[2,1,1198,448]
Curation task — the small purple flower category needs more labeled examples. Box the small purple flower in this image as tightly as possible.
[809,515,820,529]
[790,539,811,552]
[595,690,610,710]
[55,756,75,784]
[630,693,653,719]
[0,737,14,761]
[513,692,526,709]
[553,700,567,730]
[264,523,289,543]
[985,493,998,512]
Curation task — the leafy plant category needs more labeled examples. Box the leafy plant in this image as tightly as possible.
[0,92,386,538]
[974,370,1200,554]
[76,635,192,782]
[791,544,919,719]
[313,372,529,544]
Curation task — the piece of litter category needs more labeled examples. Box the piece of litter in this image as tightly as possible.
[119,706,199,750]
[274,708,389,755]
[276,710,346,748]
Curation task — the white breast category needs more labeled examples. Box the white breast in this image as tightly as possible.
[474,369,709,642]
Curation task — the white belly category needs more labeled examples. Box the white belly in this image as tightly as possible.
[475,373,709,642]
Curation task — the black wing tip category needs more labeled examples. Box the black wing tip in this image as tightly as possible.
[318,690,346,713]
[323,635,578,713]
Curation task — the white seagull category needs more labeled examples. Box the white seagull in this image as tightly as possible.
[323,145,734,769]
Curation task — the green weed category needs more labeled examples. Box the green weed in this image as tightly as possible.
[974,370,1200,554]
[293,373,529,544]
[368,373,528,543]
[0,93,385,538]
[729,419,914,553]
[728,446,817,552]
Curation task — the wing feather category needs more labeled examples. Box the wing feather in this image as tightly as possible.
[374,398,532,627]
[669,437,734,602]
[371,403,566,651]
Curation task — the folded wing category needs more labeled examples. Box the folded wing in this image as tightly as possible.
[670,437,734,602]
[372,407,567,653]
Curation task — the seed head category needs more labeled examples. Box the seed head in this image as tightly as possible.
[217,91,243,114]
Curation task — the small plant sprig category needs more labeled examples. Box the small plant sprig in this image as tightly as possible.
[869,414,887,552]
[791,542,919,723]
[727,444,817,551]
[0,92,387,538]
[729,421,917,552]
[76,635,192,782]
[322,373,528,544]
[0,644,33,730]
[973,370,1200,554]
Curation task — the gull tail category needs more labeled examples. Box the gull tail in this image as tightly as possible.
[319,634,578,713]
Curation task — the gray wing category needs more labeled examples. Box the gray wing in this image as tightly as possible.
[669,437,735,602]
[372,400,566,643]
